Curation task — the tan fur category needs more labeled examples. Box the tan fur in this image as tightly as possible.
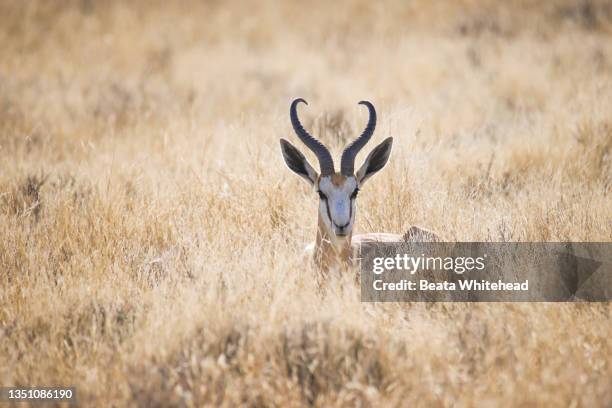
[313,213,353,272]
[310,226,443,272]
[330,174,347,187]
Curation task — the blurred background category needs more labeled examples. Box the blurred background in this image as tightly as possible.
[2,0,612,132]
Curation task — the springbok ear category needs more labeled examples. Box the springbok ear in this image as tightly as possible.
[280,138,319,185]
[356,137,393,185]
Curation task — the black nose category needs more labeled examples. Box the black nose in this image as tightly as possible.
[334,221,350,229]
[334,221,350,235]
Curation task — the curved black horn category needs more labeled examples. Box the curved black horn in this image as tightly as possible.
[290,98,335,176]
[340,101,377,176]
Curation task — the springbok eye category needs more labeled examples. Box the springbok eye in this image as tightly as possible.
[350,188,359,199]
[317,190,327,200]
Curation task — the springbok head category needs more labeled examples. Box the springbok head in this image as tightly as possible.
[280,98,393,240]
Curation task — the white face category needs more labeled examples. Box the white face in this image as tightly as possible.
[316,175,359,238]
[280,135,393,242]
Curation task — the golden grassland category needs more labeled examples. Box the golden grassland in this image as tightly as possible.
[0,1,611,406]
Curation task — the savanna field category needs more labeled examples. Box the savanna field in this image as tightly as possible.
[0,1,611,406]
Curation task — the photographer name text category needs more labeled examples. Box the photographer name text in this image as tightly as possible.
[371,254,528,292]
[373,279,529,291]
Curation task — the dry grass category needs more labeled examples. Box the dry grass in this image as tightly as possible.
[0,1,611,406]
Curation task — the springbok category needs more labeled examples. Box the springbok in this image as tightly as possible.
[280,98,441,272]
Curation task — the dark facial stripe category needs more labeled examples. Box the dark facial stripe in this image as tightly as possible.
[323,197,355,229]
[324,198,333,225]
